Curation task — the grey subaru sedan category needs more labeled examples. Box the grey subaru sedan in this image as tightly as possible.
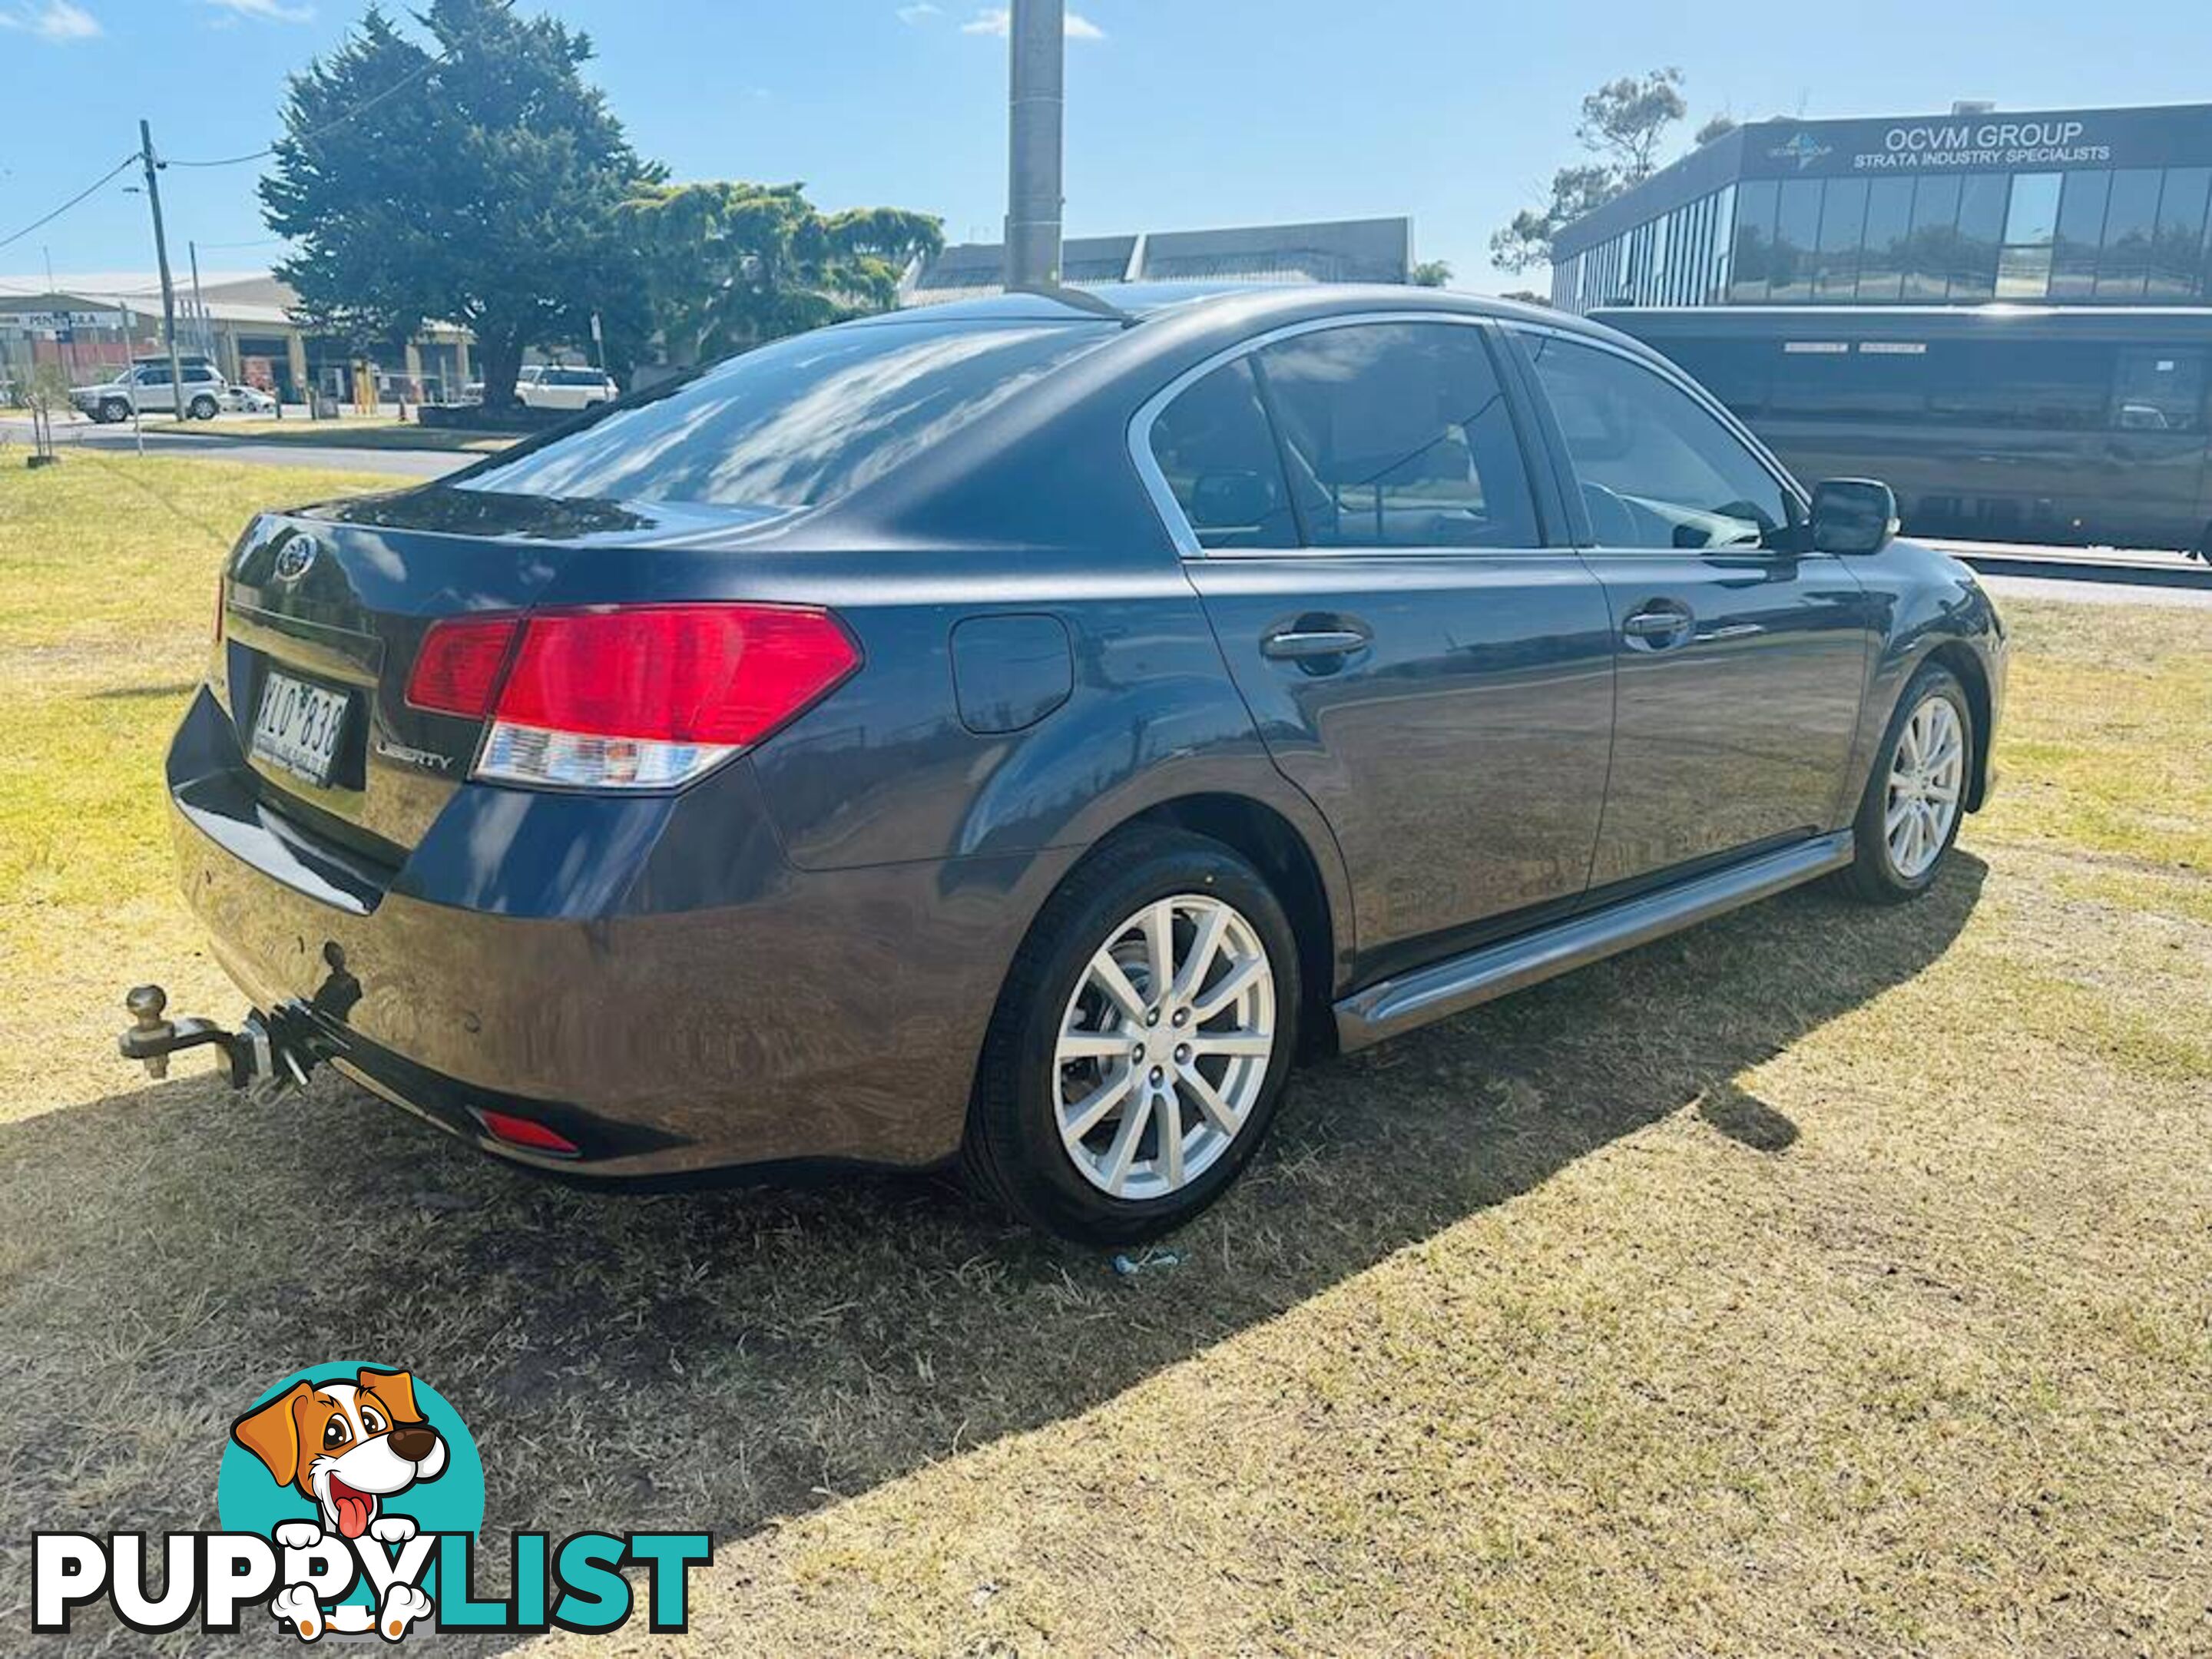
[129,283,2002,1243]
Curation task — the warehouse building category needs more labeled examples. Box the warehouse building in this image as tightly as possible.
[902,216,1416,304]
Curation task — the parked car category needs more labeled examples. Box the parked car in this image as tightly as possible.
[515,363,619,411]
[70,359,227,422]
[219,383,280,416]
[128,285,2004,1243]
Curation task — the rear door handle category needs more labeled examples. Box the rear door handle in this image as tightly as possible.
[1262,626,1370,661]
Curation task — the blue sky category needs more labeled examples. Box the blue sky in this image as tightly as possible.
[5,0,2212,293]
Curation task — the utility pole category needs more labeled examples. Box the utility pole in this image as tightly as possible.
[188,240,210,363]
[1004,0,1065,291]
[137,120,189,424]
[44,243,75,387]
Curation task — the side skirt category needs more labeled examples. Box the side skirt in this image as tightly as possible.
[1333,831,1856,1052]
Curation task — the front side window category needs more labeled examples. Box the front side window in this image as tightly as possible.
[1146,357,1299,551]
[1522,332,1795,551]
[1252,322,1539,550]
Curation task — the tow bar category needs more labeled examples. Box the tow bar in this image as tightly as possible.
[119,985,320,1101]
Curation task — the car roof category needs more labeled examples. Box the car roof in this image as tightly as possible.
[856,281,1625,340]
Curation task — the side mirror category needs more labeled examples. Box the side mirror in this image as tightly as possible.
[1810,478,1899,555]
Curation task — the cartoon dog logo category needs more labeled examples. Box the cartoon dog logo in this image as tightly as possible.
[230,1368,445,1641]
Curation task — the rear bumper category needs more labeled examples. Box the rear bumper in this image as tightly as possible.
[169,688,1069,1180]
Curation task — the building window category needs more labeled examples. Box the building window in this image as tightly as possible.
[2097,168,2164,300]
[1770,177,1822,302]
[1730,180,1778,303]
[1858,177,1915,302]
[1904,175,1962,301]
[1814,177,1869,300]
[2149,168,2211,300]
[2051,171,2111,300]
[1949,175,2008,301]
[1996,172,2062,300]
[1711,184,1735,301]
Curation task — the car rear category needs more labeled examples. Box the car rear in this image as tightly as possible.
[161,310,1123,1176]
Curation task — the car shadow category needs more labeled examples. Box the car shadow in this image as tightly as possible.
[0,856,1985,1652]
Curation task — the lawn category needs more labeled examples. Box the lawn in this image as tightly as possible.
[1,456,2207,1655]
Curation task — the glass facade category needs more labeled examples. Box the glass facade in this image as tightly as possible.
[1550,184,1738,313]
[1551,134,2212,313]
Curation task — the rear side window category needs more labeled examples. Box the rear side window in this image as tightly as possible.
[459,320,1111,508]
[1147,358,1300,550]
[1255,323,1539,550]
[1523,332,1795,551]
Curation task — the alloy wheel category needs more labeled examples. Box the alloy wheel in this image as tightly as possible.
[1051,893,1277,1200]
[1884,694,1964,879]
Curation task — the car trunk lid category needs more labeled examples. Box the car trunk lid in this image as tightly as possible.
[220,488,790,856]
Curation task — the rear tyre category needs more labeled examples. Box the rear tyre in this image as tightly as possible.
[964,828,1300,1245]
[1841,664,1972,906]
[189,395,218,420]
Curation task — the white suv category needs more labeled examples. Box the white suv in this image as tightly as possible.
[516,364,618,412]
[70,360,229,422]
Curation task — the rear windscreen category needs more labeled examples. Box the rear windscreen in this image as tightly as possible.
[455,320,1113,509]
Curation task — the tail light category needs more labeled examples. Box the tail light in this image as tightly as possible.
[406,603,859,790]
[406,615,519,717]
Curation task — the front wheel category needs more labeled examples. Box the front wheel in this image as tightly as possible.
[965,829,1300,1244]
[98,398,129,424]
[1842,664,1972,905]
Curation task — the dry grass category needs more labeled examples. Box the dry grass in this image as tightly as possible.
[0,459,2207,1656]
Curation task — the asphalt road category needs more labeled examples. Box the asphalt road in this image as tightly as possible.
[0,414,469,479]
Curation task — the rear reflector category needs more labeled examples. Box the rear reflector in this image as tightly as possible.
[477,1108,580,1156]
[406,615,521,717]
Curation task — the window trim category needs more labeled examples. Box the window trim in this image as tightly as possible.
[1128,310,1561,560]
[1499,320,1811,554]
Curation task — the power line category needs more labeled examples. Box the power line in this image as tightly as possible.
[0,152,142,255]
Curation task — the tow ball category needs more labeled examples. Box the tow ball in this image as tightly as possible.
[120,985,317,1101]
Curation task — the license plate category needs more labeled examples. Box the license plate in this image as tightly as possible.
[250,669,353,787]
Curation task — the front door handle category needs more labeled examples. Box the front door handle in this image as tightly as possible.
[1622,603,1694,649]
[1262,624,1371,662]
